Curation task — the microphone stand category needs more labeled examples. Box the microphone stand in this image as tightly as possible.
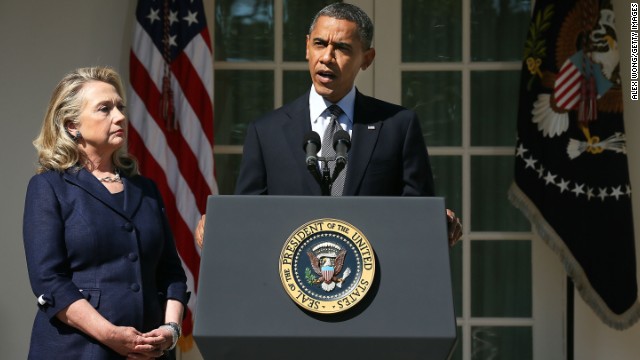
[315,156,347,196]
[303,130,350,196]
[318,156,332,196]
[330,161,345,184]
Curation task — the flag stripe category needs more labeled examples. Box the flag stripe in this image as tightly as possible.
[555,72,580,100]
[131,24,164,90]
[128,89,202,256]
[131,25,216,196]
[130,54,210,214]
[186,30,214,102]
[556,61,579,83]
[554,64,582,109]
[128,98,202,281]
[129,0,215,346]
[172,49,214,140]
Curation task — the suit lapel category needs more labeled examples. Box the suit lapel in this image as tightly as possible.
[344,91,382,195]
[64,167,142,220]
[282,91,322,195]
[122,176,144,219]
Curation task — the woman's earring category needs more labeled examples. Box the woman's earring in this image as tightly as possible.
[66,129,82,142]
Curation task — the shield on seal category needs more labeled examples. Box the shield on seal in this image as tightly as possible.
[321,259,334,283]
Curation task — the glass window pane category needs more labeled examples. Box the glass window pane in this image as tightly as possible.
[214,154,243,195]
[402,0,462,62]
[471,156,529,231]
[470,71,520,146]
[431,155,462,213]
[471,326,532,360]
[283,70,311,104]
[283,0,341,62]
[471,240,532,317]
[214,0,274,61]
[402,71,462,146]
[214,70,274,145]
[471,0,531,61]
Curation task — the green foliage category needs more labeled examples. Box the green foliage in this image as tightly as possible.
[305,267,317,285]
[524,5,554,59]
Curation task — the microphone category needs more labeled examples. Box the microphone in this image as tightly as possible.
[333,130,351,168]
[303,131,326,193]
[302,131,321,167]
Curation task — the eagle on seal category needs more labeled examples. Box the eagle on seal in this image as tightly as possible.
[307,249,347,292]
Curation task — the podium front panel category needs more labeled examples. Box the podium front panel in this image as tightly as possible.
[194,196,457,359]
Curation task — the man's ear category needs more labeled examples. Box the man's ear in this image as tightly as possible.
[361,47,376,70]
[305,34,310,61]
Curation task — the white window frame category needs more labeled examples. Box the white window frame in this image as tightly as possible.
[198,1,567,359]
[370,1,565,359]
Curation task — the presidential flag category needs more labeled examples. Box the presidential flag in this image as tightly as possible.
[129,0,216,350]
[509,0,640,329]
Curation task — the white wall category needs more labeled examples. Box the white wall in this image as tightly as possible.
[1,0,639,359]
[0,1,135,358]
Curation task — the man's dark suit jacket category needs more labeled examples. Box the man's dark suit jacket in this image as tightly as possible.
[23,168,189,359]
[235,89,435,196]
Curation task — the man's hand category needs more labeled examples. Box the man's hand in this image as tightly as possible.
[446,209,462,247]
[195,214,206,249]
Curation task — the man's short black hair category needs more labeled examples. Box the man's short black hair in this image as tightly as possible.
[308,3,374,50]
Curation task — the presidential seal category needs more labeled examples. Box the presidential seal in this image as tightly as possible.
[278,218,376,314]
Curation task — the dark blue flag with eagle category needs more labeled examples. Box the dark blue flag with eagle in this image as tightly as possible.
[509,0,640,329]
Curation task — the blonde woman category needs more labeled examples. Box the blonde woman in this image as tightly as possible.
[23,67,188,359]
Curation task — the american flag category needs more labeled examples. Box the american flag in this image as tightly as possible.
[129,0,217,350]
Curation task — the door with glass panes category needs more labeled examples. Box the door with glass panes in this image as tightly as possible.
[210,1,566,359]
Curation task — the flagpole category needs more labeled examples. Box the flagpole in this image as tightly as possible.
[567,276,574,360]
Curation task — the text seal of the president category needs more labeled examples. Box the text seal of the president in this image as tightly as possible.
[279,218,376,314]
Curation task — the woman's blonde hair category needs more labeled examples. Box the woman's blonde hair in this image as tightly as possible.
[33,66,138,176]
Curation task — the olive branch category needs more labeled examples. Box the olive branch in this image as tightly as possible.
[524,5,554,89]
[305,267,317,285]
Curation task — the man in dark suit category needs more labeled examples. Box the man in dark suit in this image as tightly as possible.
[197,3,461,245]
[236,2,432,197]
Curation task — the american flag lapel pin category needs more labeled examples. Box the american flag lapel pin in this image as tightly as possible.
[368,125,376,130]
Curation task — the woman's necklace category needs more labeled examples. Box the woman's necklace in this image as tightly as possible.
[97,169,122,183]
